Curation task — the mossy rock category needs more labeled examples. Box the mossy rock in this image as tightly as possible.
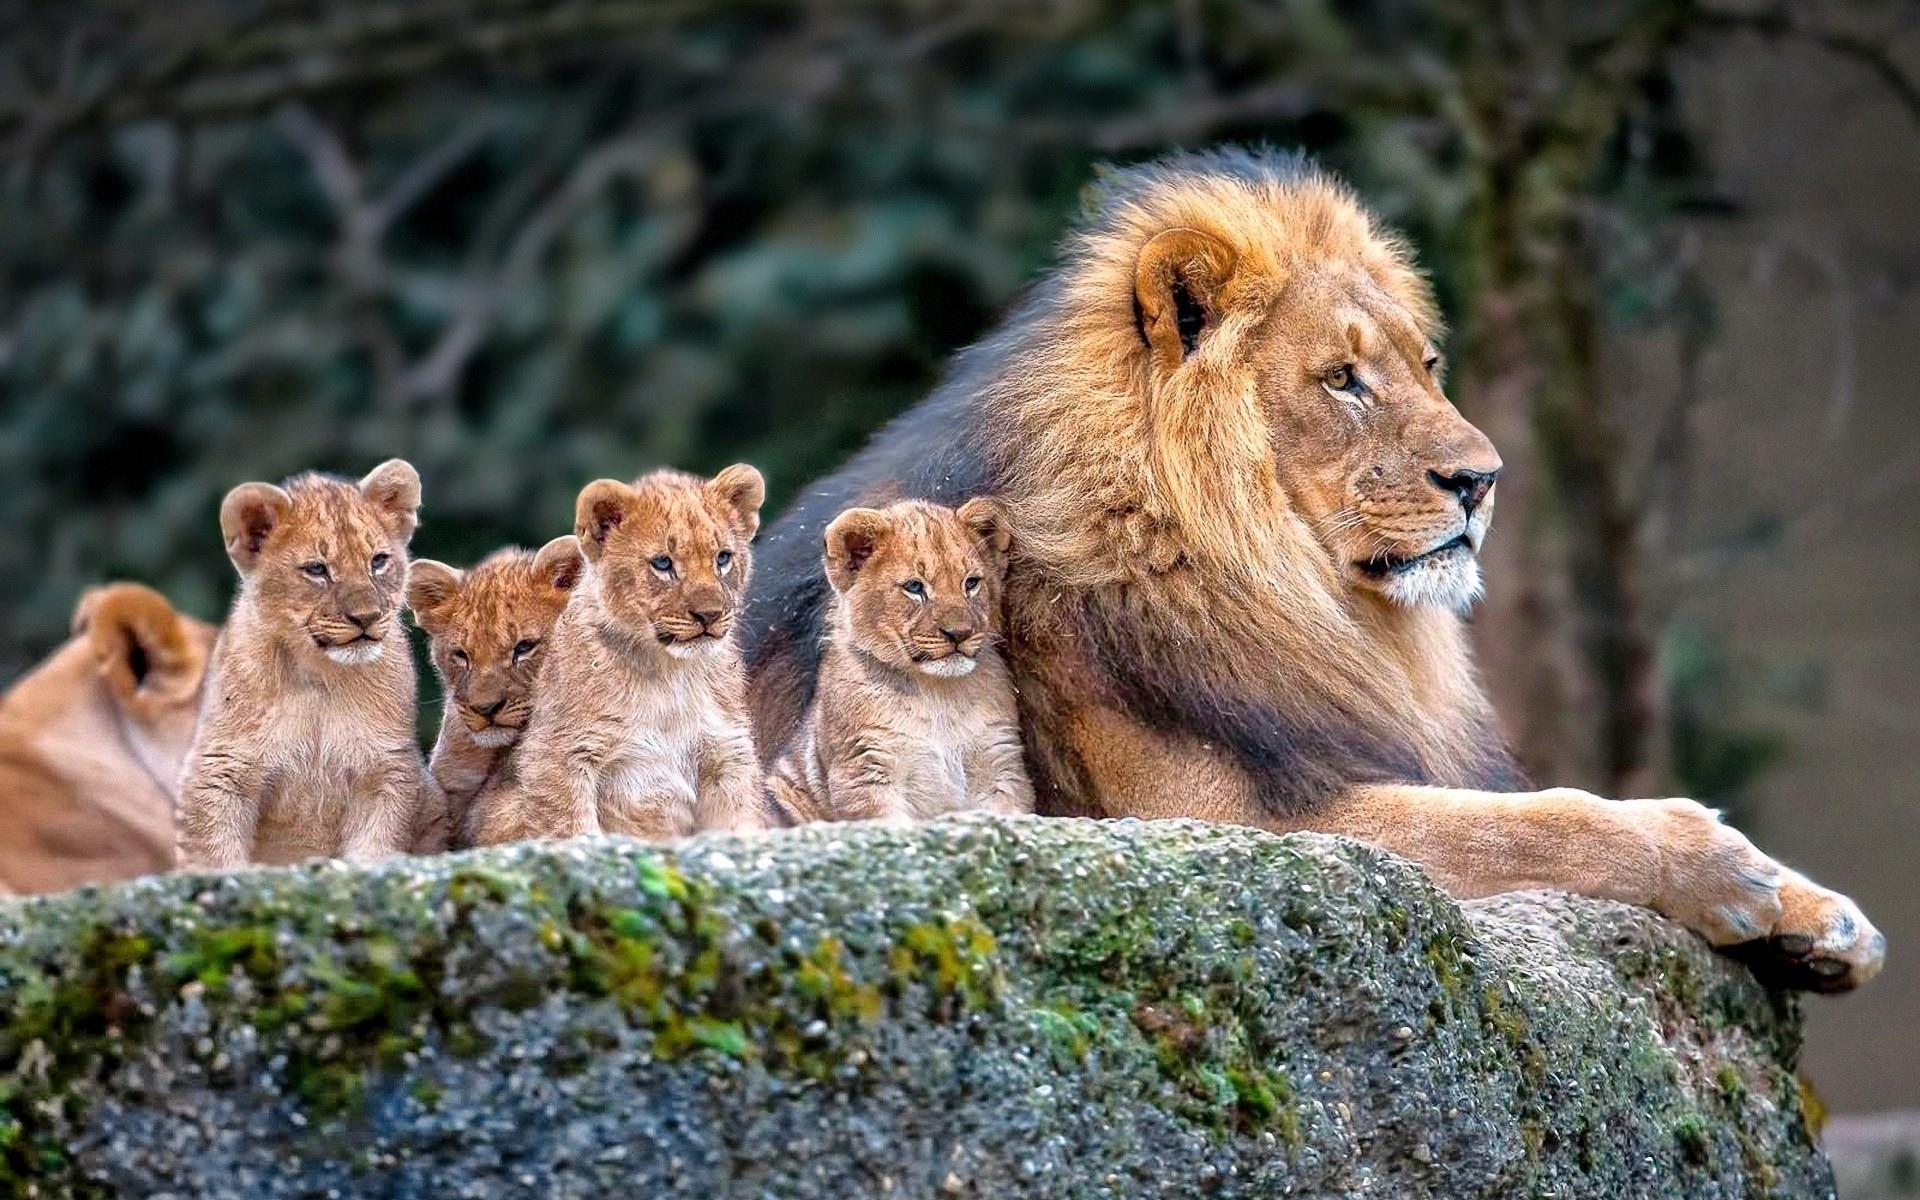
[0,816,1834,1198]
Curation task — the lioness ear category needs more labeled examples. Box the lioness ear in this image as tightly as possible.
[707,463,767,540]
[359,458,423,543]
[405,560,463,633]
[823,508,892,594]
[72,583,198,708]
[955,497,1012,562]
[219,482,293,573]
[1135,227,1239,371]
[533,534,586,593]
[575,480,632,562]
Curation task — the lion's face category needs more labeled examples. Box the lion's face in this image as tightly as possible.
[409,537,584,747]
[219,460,421,666]
[1251,266,1501,612]
[824,498,1011,678]
[576,465,764,657]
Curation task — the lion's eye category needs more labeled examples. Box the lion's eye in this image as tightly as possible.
[1324,364,1357,392]
[964,576,982,594]
[370,552,391,574]
[1423,354,1441,375]
[512,639,539,663]
[301,562,330,583]
[902,580,926,598]
[450,649,469,667]
[715,550,733,570]
[649,555,674,575]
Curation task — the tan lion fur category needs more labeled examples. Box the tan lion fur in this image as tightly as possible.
[0,585,215,894]
[176,460,432,869]
[470,466,767,845]
[408,536,584,848]
[769,498,1032,823]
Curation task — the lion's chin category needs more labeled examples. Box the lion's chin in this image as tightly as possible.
[322,640,385,666]
[467,726,520,749]
[1373,551,1484,614]
[916,655,978,679]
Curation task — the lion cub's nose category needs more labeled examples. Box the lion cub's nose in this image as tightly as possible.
[689,606,724,630]
[344,605,381,632]
[471,697,505,718]
[939,624,975,647]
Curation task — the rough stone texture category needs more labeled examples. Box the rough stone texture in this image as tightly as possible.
[0,816,1833,1198]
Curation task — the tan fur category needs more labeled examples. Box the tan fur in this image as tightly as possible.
[407,536,584,848]
[0,585,215,894]
[915,152,1878,987]
[471,466,767,844]
[176,460,431,869]
[770,499,1032,823]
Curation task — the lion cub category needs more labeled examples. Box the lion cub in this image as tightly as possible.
[176,461,431,869]
[407,536,585,849]
[471,466,768,845]
[769,498,1033,823]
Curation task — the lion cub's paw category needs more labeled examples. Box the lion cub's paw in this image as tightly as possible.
[1727,872,1885,994]
[1634,797,1784,947]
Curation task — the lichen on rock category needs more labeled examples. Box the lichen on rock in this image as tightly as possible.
[0,816,1834,1198]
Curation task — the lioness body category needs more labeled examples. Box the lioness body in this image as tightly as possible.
[471,467,766,844]
[745,147,1884,991]
[770,499,1031,822]
[0,585,214,893]
[176,461,430,869]
[409,537,585,848]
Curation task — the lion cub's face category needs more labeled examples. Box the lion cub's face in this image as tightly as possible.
[219,460,421,665]
[824,498,1011,678]
[575,465,765,657]
[408,537,584,747]
[1137,226,1502,613]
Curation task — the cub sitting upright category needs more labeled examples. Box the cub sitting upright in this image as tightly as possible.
[176,460,430,869]
[769,498,1033,823]
[406,536,585,848]
[471,466,767,845]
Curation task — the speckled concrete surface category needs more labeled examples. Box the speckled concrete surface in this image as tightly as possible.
[0,816,1833,1198]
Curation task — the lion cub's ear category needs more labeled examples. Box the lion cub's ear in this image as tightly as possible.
[533,534,586,594]
[359,458,423,543]
[406,561,463,634]
[707,463,767,541]
[219,482,294,574]
[1135,227,1239,371]
[823,508,893,594]
[575,480,634,563]
[955,497,1013,567]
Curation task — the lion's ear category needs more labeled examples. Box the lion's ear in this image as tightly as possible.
[533,534,586,594]
[956,497,1012,562]
[707,463,766,541]
[575,480,633,562]
[823,508,892,594]
[219,482,293,573]
[359,459,423,543]
[72,583,198,708]
[1135,227,1239,371]
[406,561,463,633]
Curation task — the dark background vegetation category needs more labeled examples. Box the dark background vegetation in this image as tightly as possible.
[2,0,1915,1111]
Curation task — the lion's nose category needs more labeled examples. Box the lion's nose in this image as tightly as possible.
[471,697,505,718]
[939,624,975,646]
[345,605,380,632]
[1429,468,1498,516]
[690,606,724,630]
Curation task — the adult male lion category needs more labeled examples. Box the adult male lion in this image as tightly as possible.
[0,584,214,894]
[744,147,1883,991]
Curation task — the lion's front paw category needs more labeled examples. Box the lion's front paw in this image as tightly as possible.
[1633,798,1784,947]
[1726,871,1886,993]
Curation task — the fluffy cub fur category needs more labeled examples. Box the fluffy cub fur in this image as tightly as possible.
[769,498,1032,823]
[0,585,215,893]
[407,536,585,848]
[176,460,431,869]
[470,466,768,844]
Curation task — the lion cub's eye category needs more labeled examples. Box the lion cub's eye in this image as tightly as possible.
[902,580,927,598]
[370,552,391,574]
[649,555,674,575]
[1423,354,1441,375]
[1324,364,1357,392]
[512,639,539,663]
[715,549,733,570]
[301,562,330,583]
[964,576,983,595]
[450,649,469,667]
